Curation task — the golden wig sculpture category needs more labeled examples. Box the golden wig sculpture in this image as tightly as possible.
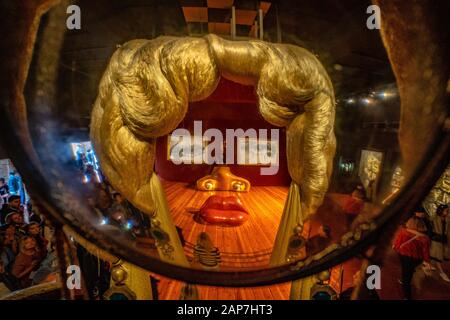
[90,34,336,267]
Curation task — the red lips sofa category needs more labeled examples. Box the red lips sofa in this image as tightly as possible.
[198,195,249,227]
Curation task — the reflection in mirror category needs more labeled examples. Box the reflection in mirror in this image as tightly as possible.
[25,0,408,274]
[0,0,448,301]
[0,159,60,299]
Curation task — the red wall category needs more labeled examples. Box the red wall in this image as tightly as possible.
[154,78,290,186]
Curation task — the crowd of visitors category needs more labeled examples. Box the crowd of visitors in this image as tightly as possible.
[0,180,56,295]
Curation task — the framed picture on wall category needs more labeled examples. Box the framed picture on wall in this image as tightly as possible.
[166,134,279,166]
[167,135,218,164]
[358,149,384,201]
[236,137,279,166]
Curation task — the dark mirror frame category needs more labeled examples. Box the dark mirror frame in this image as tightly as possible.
[0,0,448,287]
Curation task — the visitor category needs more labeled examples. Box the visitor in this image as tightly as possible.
[94,187,113,220]
[306,225,332,256]
[111,192,149,236]
[11,236,40,288]
[75,145,85,171]
[7,172,20,196]
[343,185,366,226]
[413,206,433,238]
[0,195,23,226]
[26,222,48,262]
[109,193,131,228]
[86,149,96,167]
[429,204,450,282]
[0,178,9,204]
[7,171,26,204]
[393,216,431,300]
[0,234,21,292]
[5,211,26,239]
[84,164,99,184]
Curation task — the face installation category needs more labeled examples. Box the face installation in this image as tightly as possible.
[0,0,448,304]
[90,34,336,268]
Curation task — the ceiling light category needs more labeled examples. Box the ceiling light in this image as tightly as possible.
[378,91,396,99]
[362,98,372,105]
[334,64,343,71]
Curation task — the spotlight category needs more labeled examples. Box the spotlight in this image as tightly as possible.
[362,98,372,105]
[378,91,387,98]
[334,64,343,71]
[100,218,108,225]
[378,91,396,99]
[346,98,355,104]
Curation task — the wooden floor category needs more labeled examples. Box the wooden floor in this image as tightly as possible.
[153,181,291,300]
[153,275,292,300]
[163,181,289,269]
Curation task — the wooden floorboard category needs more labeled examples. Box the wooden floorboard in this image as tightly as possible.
[164,181,288,269]
[154,181,291,300]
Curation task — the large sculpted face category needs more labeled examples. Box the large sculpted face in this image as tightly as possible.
[89,35,336,270]
[90,34,336,219]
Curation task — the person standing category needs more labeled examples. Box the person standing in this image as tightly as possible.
[343,185,366,226]
[11,236,40,288]
[0,234,21,292]
[393,216,431,300]
[7,172,19,196]
[0,224,18,271]
[7,172,25,205]
[429,204,450,282]
[5,211,27,239]
[0,195,23,226]
[0,178,9,205]
[26,222,48,263]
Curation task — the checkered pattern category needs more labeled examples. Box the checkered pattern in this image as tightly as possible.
[180,0,272,37]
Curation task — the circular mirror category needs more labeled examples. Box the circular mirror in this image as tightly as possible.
[0,0,448,292]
